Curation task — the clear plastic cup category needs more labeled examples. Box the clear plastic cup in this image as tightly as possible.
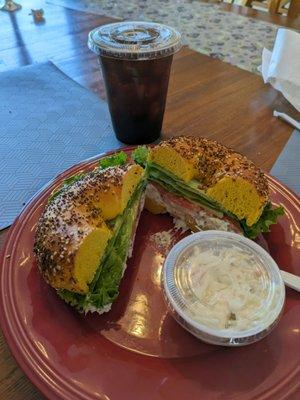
[163,231,285,346]
[88,22,182,144]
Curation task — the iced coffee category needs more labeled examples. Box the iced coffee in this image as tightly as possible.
[88,22,182,144]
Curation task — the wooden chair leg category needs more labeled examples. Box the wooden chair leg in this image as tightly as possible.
[268,0,282,13]
[288,0,300,17]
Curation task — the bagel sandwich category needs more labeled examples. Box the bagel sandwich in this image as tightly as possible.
[34,152,146,313]
[133,136,284,238]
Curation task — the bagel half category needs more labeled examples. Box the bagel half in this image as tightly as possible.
[133,136,284,238]
[34,160,146,313]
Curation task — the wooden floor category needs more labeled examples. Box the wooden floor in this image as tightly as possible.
[0,1,299,399]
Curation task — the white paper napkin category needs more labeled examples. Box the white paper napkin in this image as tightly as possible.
[261,28,300,112]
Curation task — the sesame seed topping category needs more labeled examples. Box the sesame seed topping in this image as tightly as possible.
[156,136,269,198]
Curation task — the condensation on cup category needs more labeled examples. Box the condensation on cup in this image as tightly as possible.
[88,21,182,144]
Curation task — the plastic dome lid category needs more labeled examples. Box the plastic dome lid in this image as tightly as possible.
[88,21,182,60]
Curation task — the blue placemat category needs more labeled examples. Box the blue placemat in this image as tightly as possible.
[270,130,300,196]
[0,62,121,229]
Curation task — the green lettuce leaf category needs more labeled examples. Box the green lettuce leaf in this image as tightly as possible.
[58,180,146,312]
[148,162,229,216]
[240,203,285,239]
[99,151,127,169]
[132,146,149,167]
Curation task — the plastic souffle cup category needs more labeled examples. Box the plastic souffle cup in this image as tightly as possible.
[162,231,285,346]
